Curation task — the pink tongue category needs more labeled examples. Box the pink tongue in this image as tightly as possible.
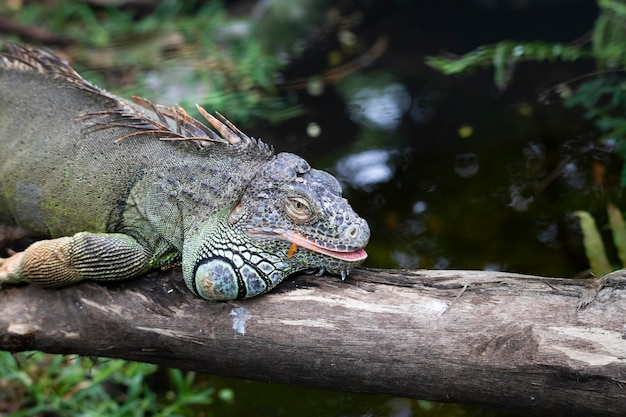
[325,247,368,262]
[283,233,368,262]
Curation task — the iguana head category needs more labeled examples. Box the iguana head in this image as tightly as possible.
[190,151,370,300]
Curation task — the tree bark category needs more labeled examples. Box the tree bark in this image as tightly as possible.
[0,267,625,416]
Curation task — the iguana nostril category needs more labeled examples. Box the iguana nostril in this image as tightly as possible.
[346,224,359,239]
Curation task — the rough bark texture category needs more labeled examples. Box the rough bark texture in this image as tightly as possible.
[1,268,625,416]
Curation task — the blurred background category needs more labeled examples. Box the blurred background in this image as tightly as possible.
[1,0,622,416]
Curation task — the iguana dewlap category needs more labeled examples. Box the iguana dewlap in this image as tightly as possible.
[0,43,369,300]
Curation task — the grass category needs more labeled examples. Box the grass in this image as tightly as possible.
[0,351,232,416]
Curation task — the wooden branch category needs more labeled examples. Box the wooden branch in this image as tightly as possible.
[1,268,625,416]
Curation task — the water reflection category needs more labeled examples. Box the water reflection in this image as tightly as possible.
[333,70,626,280]
[483,262,502,271]
[347,83,411,130]
[336,149,395,190]
[535,219,561,249]
[412,201,427,214]
[561,162,585,189]
[522,141,545,173]
[507,184,533,212]
[392,250,420,269]
[454,152,480,178]
[410,93,438,124]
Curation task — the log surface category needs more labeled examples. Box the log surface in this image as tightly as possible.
[1,268,625,416]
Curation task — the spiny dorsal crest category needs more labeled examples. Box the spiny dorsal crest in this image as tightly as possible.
[0,42,273,157]
[1,42,102,95]
[79,96,274,157]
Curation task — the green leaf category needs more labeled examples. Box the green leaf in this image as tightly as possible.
[425,40,589,82]
[599,0,626,17]
[492,41,508,89]
[574,210,613,276]
[607,202,626,267]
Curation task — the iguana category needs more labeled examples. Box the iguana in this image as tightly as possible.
[0,43,369,300]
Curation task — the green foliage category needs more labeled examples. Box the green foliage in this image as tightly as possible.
[561,77,626,183]
[594,0,626,68]
[607,202,626,265]
[424,0,626,87]
[425,0,626,275]
[1,0,304,124]
[425,41,589,89]
[574,210,613,276]
[575,203,626,276]
[426,0,626,187]
[0,351,224,416]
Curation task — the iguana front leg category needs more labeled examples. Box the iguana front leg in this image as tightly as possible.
[0,232,153,287]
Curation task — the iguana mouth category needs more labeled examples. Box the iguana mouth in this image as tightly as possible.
[244,229,367,261]
[280,232,368,262]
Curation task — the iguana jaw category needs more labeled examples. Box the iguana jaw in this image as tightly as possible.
[281,232,368,262]
[245,230,367,262]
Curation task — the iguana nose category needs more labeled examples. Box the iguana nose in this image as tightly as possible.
[344,219,370,247]
[346,224,359,239]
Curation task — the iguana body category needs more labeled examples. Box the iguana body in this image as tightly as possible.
[0,44,369,300]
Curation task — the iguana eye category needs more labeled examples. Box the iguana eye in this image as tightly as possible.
[284,197,314,223]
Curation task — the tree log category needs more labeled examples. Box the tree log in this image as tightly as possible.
[0,268,625,416]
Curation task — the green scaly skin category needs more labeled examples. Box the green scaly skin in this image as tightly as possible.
[0,43,370,300]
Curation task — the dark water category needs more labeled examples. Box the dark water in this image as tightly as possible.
[206,375,507,417]
[193,1,612,416]
[270,0,610,278]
